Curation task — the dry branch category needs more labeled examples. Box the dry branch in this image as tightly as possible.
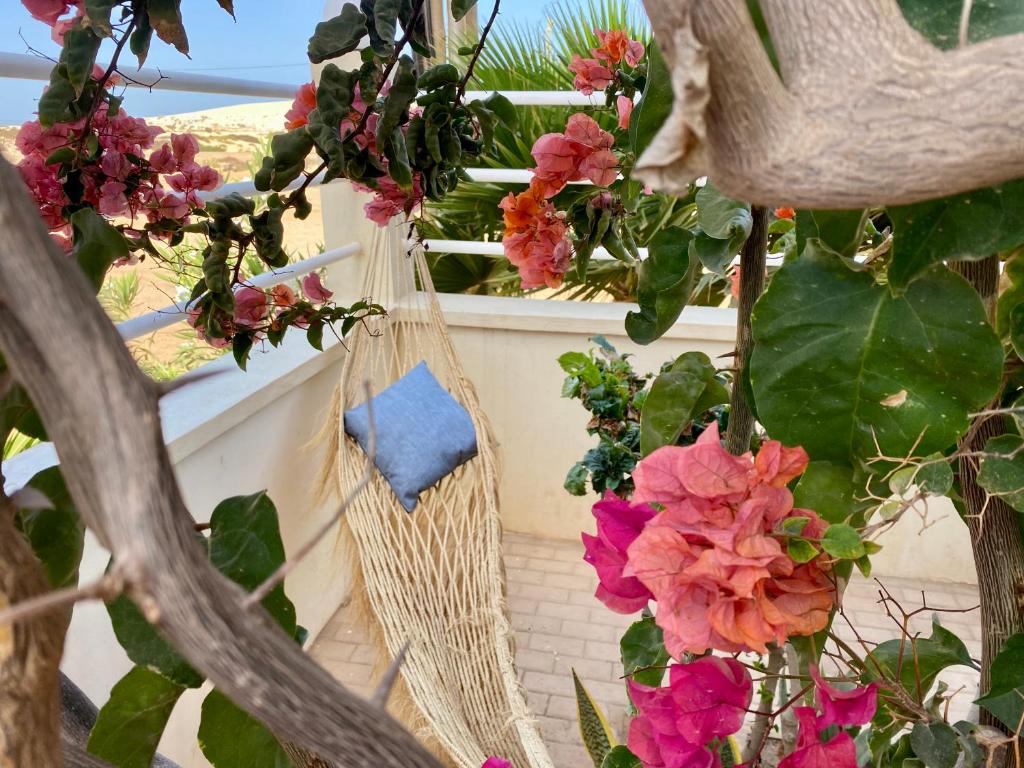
[635,0,1024,207]
[0,156,443,767]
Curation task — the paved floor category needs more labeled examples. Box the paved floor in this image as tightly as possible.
[310,532,982,766]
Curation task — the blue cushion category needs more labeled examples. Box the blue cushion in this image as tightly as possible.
[343,361,478,512]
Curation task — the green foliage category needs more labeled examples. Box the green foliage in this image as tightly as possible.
[977,434,1024,511]
[307,4,368,63]
[820,523,865,560]
[14,467,84,589]
[897,0,1024,48]
[750,243,1003,465]
[625,227,693,344]
[620,616,669,687]
[690,184,752,274]
[887,180,1024,291]
[147,0,189,55]
[628,43,670,159]
[865,619,976,700]
[794,209,867,258]
[792,462,866,525]
[639,351,721,455]
[601,746,642,768]
[87,666,185,768]
[99,272,142,322]
[909,721,961,768]
[573,669,617,766]
[976,632,1024,730]
[71,209,131,291]
[198,691,294,768]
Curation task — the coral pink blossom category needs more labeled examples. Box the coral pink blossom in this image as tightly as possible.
[810,666,878,727]
[499,183,573,289]
[778,708,857,768]
[627,423,834,655]
[481,760,511,768]
[188,307,232,349]
[569,55,614,95]
[775,207,796,220]
[22,0,77,25]
[233,287,269,327]
[616,95,634,130]
[302,271,333,302]
[626,657,750,768]
[592,29,645,67]
[272,284,298,307]
[530,113,617,198]
[582,492,657,613]
[98,181,128,216]
[285,82,317,130]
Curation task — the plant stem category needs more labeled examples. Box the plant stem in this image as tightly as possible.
[743,644,784,764]
[455,0,501,103]
[724,205,768,456]
[954,256,1024,764]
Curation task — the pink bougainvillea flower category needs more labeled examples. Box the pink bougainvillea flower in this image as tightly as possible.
[626,658,750,768]
[778,707,858,768]
[233,286,269,328]
[171,133,200,166]
[499,183,573,289]
[481,759,512,768]
[285,82,317,130]
[529,113,617,198]
[592,29,645,67]
[302,271,333,302]
[569,55,615,95]
[22,0,76,25]
[810,666,878,727]
[616,95,634,130]
[582,492,657,613]
[627,423,835,655]
[669,656,752,744]
[97,180,128,216]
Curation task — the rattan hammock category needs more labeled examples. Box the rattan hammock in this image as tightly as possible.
[316,227,554,768]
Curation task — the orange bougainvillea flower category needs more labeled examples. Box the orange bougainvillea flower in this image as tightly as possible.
[627,423,834,655]
[530,113,618,198]
[499,183,573,289]
[775,206,796,220]
[591,28,645,67]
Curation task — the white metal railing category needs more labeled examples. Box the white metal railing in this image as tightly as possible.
[421,239,648,262]
[116,242,361,341]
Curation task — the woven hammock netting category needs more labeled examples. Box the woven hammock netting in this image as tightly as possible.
[316,227,555,768]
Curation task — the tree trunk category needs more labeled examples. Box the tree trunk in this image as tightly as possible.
[0,495,63,767]
[724,205,768,456]
[955,257,1024,759]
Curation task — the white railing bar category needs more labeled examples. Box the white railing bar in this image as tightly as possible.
[466,169,624,184]
[198,169,327,201]
[116,242,361,341]
[421,238,648,262]
[462,90,605,106]
[0,52,297,99]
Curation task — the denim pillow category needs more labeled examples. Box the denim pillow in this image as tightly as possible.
[344,361,478,512]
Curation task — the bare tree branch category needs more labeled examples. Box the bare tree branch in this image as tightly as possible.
[0,156,443,767]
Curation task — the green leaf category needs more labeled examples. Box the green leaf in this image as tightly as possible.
[208,493,296,637]
[820,523,865,560]
[629,43,671,160]
[601,746,642,768]
[62,24,102,96]
[978,434,1024,511]
[689,231,735,275]
[976,633,1024,730]
[83,0,116,35]
[788,538,819,564]
[232,333,253,371]
[70,209,130,291]
[308,4,368,63]
[483,93,518,129]
[87,666,185,768]
[888,179,1024,290]
[749,243,1003,464]
[129,17,153,67]
[792,462,864,525]
[625,227,692,345]
[564,462,589,496]
[107,593,205,688]
[909,721,961,768]
[37,65,78,127]
[620,616,670,687]
[695,183,752,262]
[147,0,189,55]
[373,0,401,52]
[198,690,294,768]
[917,454,954,496]
[451,0,477,21]
[795,209,866,257]
[898,0,1024,48]
[867,618,976,697]
[573,669,616,767]
[639,352,715,455]
[14,467,84,589]
[377,57,418,145]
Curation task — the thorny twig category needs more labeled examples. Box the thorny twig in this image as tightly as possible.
[0,572,123,628]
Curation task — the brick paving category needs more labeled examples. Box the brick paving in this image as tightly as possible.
[310,532,982,766]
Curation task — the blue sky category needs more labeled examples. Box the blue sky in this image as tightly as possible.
[0,0,547,124]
